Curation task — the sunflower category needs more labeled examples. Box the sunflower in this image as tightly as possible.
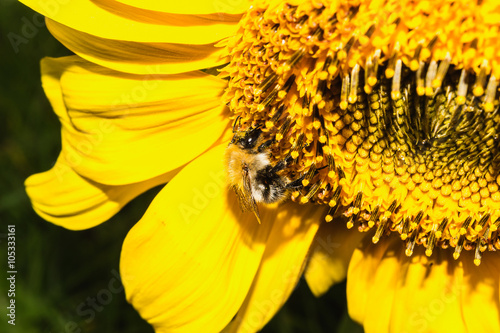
[21,0,500,332]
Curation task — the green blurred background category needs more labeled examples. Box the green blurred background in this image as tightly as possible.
[0,1,363,332]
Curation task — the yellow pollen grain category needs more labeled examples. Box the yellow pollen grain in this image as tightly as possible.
[456,95,466,105]
[473,86,484,97]
[319,71,329,80]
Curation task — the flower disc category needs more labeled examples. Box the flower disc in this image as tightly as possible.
[223,0,500,265]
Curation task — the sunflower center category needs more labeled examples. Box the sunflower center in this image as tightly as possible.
[223,0,500,265]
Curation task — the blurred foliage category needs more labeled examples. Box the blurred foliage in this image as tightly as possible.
[0,1,363,332]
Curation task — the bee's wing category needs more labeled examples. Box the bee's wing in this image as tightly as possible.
[233,169,261,223]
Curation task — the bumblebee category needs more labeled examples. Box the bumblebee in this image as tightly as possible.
[225,120,302,223]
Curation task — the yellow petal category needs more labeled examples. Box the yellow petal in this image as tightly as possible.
[121,144,278,333]
[46,19,228,75]
[41,56,230,185]
[25,155,174,230]
[225,203,325,333]
[347,235,472,333]
[20,0,242,44]
[387,250,467,333]
[460,253,500,332]
[304,219,365,297]
[118,0,250,14]
[346,235,391,331]
[115,0,251,15]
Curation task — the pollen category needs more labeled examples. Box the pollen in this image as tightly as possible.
[222,0,500,265]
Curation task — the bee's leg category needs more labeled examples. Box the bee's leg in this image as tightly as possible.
[257,139,274,153]
[285,174,305,190]
[271,155,294,173]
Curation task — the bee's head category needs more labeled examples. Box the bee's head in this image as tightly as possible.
[231,126,263,150]
[230,116,264,149]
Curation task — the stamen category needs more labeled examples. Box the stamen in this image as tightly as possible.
[425,224,438,257]
[326,153,336,178]
[279,48,305,74]
[456,69,468,105]
[255,73,278,96]
[319,55,333,80]
[464,38,478,61]
[301,163,317,187]
[425,60,438,96]
[434,217,449,239]
[490,217,500,232]
[410,43,423,71]
[453,234,466,260]
[368,205,381,228]
[266,105,286,128]
[367,50,381,88]
[474,239,483,266]
[328,54,339,75]
[405,230,417,256]
[416,61,425,96]
[422,35,438,59]
[391,59,402,100]
[276,117,292,141]
[411,211,424,229]
[385,43,399,78]
[338,36,356,60]
[325,186,341,222]
[372,200,397,243]
[301,179,324,203]
[349,64,360,103]
[289,133,305,159]
[432,52,451,89]
[340,73,350,110]
[483,75,498,112]
[364,56,373,93]
[401,216,410,240]
[474,226,489,266]
[346,192,363,228]
[474,213,490,233]
[459,216,473,235]
[258,87,279,111]
[360,23,376,45]
[473,60,488,97]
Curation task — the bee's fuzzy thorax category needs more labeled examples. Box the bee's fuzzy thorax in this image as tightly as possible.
[224,145,270,187]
